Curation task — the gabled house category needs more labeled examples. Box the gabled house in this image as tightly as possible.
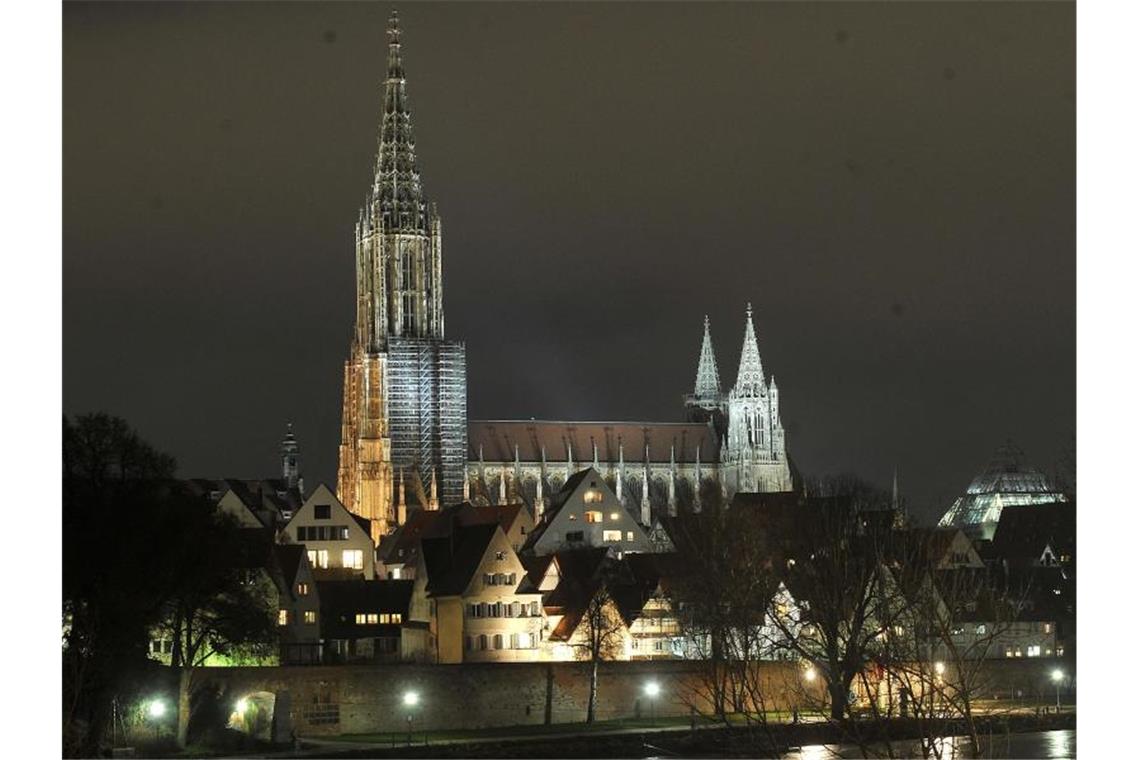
[538,548,632,662]
[611,553,685,660]
[317,579,428,663]
[906,527,986,570]
[272,544,323,664]
[411,522,544,663]
[524,468,653,556]
[185,477,305,526]
[281,484,376,580]
[378,502,534,580]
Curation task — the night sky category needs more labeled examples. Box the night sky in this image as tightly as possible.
[63,2,1074,524]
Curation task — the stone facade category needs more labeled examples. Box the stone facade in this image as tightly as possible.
[468,306,793,521]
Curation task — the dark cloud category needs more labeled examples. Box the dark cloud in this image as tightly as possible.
[63,2,1075,524]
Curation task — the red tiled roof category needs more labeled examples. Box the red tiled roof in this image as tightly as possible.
[469,420,720,464]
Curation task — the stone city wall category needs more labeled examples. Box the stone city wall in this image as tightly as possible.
[199,656,1075,737]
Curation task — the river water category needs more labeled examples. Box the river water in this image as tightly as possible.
[782,729,1076,759]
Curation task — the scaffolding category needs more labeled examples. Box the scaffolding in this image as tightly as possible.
[387,338,467,508]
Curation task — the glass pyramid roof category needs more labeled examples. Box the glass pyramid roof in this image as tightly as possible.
[938,442,1067,540]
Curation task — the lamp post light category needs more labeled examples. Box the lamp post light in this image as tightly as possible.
[147,699,166,741]
[644,681,661,727]
[1051,669,1064,712]
[933,661,946,716]
[403,691,419,745]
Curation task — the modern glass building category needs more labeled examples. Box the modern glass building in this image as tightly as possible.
[938,441,1068,541]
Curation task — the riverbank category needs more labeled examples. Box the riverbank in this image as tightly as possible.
[300,712,1075,759]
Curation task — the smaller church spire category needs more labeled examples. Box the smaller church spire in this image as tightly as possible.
[429,466,439,510]
[281,423,301,492]
[693,315,722,399]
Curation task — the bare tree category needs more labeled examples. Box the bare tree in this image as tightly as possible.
[572,581,628,724]
[766,496,900,721]
[671,496,789,755]
[878,541,1029,760]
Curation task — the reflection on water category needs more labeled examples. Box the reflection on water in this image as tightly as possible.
[783,729,1076,760]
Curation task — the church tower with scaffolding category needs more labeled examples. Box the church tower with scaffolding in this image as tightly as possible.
[337,12,467,542]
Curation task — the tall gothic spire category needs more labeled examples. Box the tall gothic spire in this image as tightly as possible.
[733,303,766,395]
[373,9,426,230]
[693,315,722,400]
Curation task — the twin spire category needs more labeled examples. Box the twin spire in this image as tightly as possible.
[692,305,771,401]
[733,303,766,396]
[692,315,722,402]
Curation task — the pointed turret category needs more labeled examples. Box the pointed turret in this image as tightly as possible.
[733,303,766,396]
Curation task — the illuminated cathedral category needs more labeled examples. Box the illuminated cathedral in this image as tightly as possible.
[337,13,792,540]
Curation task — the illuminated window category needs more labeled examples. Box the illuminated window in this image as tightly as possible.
[585,511,603,523]
[307,550,329,569]
[975,624,987,635]
[278,609,289,626]
[390,567,401,579]
[379,613,391,624]
[516,632,532,649]
[568,513,577,521]
[342,549,363,570]
[496,551,506,560]
[297,583,309,596]
[304,610,317,624]
[626,531,634,541]
[1027,645,1040,657]
[609,512,620,521]
[584,490,604,504]
[603,530,622,542]
[368,613,379,624]
[1044,623,1052,634]
[392,613,402,624]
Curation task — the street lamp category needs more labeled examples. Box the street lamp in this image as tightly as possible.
[147,699,165,740]
[644,681,660,726]
[1051,669,1064,711]
[403,691,419,745]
